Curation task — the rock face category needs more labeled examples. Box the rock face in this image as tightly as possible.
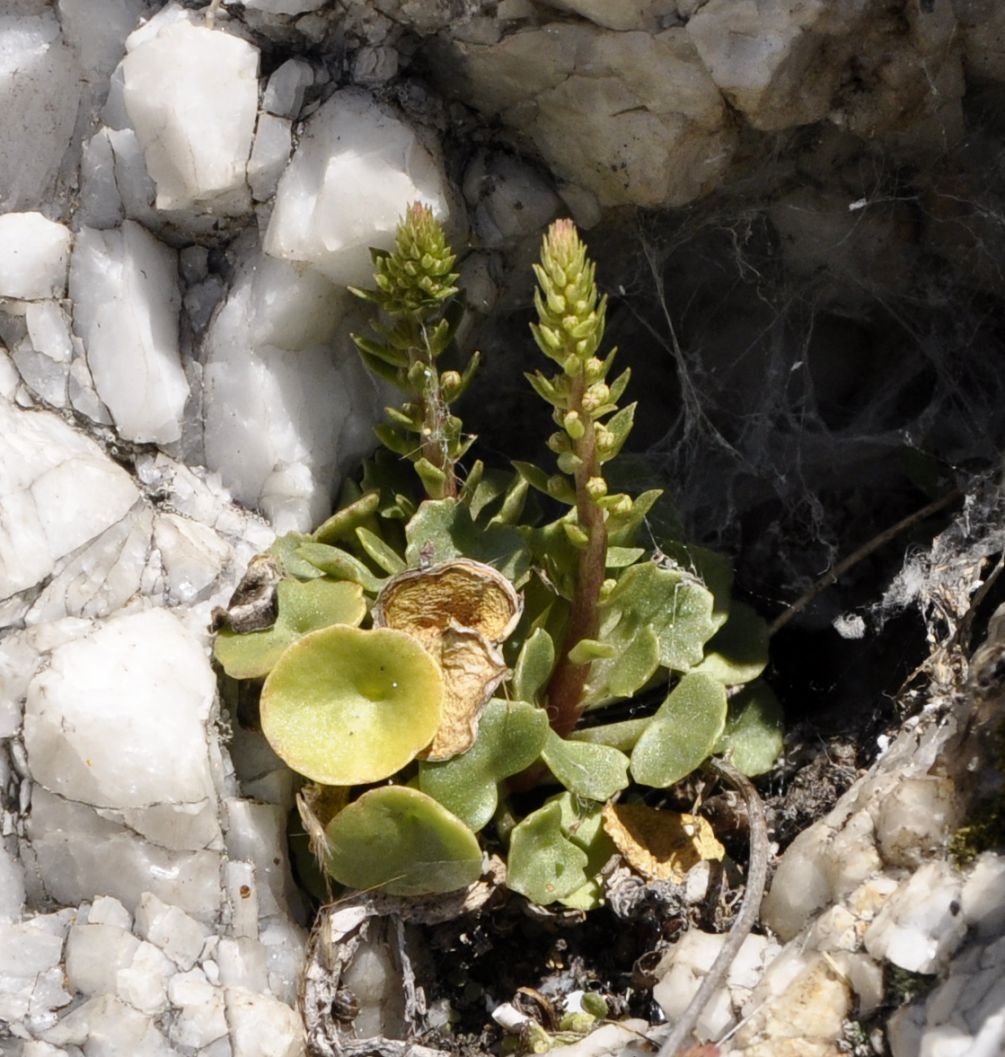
[2,1,1005,1056]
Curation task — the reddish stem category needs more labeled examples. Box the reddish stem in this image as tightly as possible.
[543,378,608,737]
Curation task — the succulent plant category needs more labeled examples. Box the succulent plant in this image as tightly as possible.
[213,207,783,911]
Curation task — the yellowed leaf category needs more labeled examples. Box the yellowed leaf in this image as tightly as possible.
[601,803,724,883]
[374,559,522,761]
[374,558,521,644]
[423,625,508,760]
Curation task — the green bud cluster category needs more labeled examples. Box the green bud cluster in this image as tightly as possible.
[527,220,636,526]
[350,203,477,499]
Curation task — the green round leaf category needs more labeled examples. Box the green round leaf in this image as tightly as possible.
[507,802,590,905]
[630,672,727,788]
[715,680,784,776]
[261,625,443,785]
[324,786,482,896]
[418,698,549,831]
[214,578,367,680]
[693,601,769,685]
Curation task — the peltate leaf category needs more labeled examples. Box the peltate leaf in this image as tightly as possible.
[714,680,783,776]
[630,672,728,788]
[261,625,443,786]
[324,786,482,896]
[541,730,630,801]
[418,698,549,832]
[405,498,530,584]
[214,579,367,680]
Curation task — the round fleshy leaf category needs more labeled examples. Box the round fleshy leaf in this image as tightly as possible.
[214,578,367,680]
[323,786,482,896]
[630,672,727,788]
[261,625,443,785]
[714,680,784,776]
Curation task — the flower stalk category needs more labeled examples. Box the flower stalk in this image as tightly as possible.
[350,202,476,499]
[529,220,635,736]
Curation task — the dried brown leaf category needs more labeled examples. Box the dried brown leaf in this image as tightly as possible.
[374,558,521,644]
[601,803,724,883]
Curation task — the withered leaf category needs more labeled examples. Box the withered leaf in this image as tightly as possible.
[374,558,521,645]
[601,803,724,883]
[374,559,522,761]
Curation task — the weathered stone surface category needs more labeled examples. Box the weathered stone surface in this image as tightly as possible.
[433,23,733,208]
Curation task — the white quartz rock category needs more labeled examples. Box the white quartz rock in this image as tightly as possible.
[265,88,451,287]
[24,608,219,813]
[25,301,74,362]
[169,969,228,1049]
[961,853,1005,938]
[0,919,67,1026]
[251,255,347,353]
[653,930,779,1041]
[0,399,139,600]
[121,18,259,213]
[116,940,176,1014]
[65,922,142,996]
[86,895,133,930]
[225,987,305,1057]
[152,513,231,605]
[26,507,153,625]
[0,840,26,921]
[202,251,380,533]
[248,115,293,203]
[70,222,188,444]
[42,994,178,1055]
[263,59,314,118]
[224,799,302,922]
[0,13,81,212]
[26,787,224,923]
[0,214,71,299]
[135,893,212,971]
[864,861,967,973]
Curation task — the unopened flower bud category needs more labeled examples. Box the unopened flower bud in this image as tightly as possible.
[595,426,614,452]
[584,357,604,382]
[440,370,462,398]
[563,411,585,440]
[586,476,607,500]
